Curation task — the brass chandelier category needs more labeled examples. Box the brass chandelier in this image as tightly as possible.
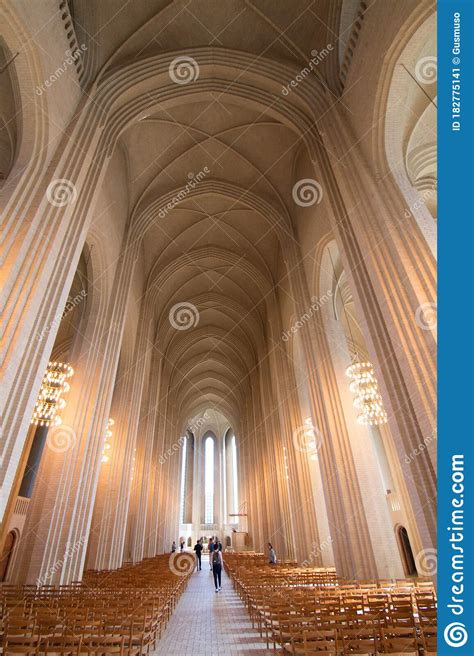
[31,361,73,427]
[346,361,388,426]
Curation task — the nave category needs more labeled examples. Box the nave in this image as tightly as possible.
[155,554,269,655]
[1,0,437,653]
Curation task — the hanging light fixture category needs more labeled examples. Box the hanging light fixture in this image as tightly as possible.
[327,246,388,428]
[346,361,388,426]
[31,361,73,426]
[101,418,114,463]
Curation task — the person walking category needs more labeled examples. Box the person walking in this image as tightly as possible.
[194,539,203,571]
[268,542,277,564]
[211,542,223,592]
[180,539,185,552]
[171,541,176,553]
[209,538,214,570]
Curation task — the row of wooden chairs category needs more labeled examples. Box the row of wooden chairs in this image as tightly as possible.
[224,553,436,655]
[0,554,192,655]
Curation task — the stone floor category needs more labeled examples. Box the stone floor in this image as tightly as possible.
[154,555,271,655]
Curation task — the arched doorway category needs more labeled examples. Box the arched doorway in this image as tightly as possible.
[0,530,17,581]
[396,526,418,576]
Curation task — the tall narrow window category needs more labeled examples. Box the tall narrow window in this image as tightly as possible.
[231,435,238,514]
[179,436,187,524]
[204,437,214,524]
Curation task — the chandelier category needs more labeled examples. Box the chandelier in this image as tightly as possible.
[345,361,388,426]
[31,361,73,427]
[101,418,114,463]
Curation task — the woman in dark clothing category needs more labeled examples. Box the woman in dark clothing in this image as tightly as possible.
[211,543,223,592]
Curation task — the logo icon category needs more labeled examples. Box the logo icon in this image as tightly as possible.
[169,56,199,85]
[415,548,437,576]
[414,56,437,84]
[415,302,437,331]
[169,552,195,576]
[292,179,323,207]
[444,622,468,648]
[46,179,77,207]
[169,302,199,330]
[46,425,76,453]
[292,422,323,455]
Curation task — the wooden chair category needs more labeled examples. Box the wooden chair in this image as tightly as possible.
[381,626,418,655]
[42,633,83,655]
[339,626,379,655]
[284,628,338,655]
[420,623,437,656]
[3,617,41,655]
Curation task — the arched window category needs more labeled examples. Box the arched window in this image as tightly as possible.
[204,437,214,524]
[231,435,238,513]
[396,526,418,576]
[179,436,188,524]
[225,430,239,522]
[0,530,17,582]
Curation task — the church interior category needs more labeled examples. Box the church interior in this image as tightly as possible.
[1,0,437,653]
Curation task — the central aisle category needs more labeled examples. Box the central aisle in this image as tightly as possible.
[155,555,270,655]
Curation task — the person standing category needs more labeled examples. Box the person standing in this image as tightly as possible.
[194,539,203,571]
[209,538,214,570]
[211,543,223,592]
[180,539,185,552]
[171,541,177,553]
[268,542,277,564]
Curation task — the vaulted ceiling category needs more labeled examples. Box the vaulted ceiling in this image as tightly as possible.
[69,0,352,434]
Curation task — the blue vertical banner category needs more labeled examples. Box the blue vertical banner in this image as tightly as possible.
[438,1,474,654]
